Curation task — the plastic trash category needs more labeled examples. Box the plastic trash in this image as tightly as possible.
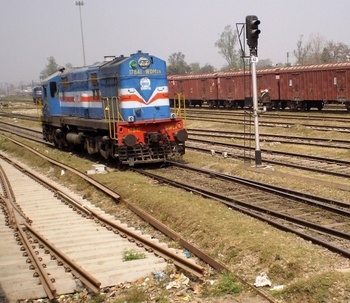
[254,272,272,287]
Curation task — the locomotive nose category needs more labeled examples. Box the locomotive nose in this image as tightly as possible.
[174,129,188,142]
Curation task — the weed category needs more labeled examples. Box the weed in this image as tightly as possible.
[89,293,106,303]
[113,286,147,303]
[202,271,241,297]
[122,248,146,261]
[277,273,334,302]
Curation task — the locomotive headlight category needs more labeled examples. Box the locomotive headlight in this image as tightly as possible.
[174,129,188,142]
[123,134,137,147]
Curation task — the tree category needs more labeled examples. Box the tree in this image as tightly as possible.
[167,52,191,75]
[321,41,350,63]
[257,58,273,69]
[200,63,215,73]
[293,35,311,65]
[189,62,201,74]
[40,56,59,79]
[308,33,325,64]
[293,34,350,65]
[214,25,239,70]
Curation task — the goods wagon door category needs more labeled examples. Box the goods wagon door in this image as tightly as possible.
[288,73,301,110]
[335,70,347,103]
[200,79,207,106]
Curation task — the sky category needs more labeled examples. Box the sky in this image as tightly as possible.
[1,0,350,86]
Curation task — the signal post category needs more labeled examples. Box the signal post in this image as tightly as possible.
[245,15,262,166]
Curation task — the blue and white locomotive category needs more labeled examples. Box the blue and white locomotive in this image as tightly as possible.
[32,86,42,104]
[41,51,188,165]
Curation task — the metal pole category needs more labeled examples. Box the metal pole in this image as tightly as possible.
[251,55,262,166]
[75,1,86,66]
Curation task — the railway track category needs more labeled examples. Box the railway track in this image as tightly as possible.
[0,133,282,302]
[188,128,350,150]
[187,108,350,123]
[187,137,350,180]
[0,153,205,301]
[185,113,350,133]
[0,122,350,178]
[134,162,350,259]
[0,112,38,122]
[1,119,349,182]
[2,110,350,133]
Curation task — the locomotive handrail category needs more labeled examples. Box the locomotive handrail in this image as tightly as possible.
[114,96,125,122]
[103,97,116,139]
[103,97,125,140]
[173,92,187,123]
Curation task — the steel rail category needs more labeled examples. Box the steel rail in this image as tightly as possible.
[190,137,350,166]
[122,186,277,303]
[188,128,350,149]
[187,140,350,179]
[186,109,350,122]
[23,223,101,295]
[16,221,57,299]
[86,207,206,277]
[0,119,279,302]
[185,115,350,132]
[0,142,206,277]
[135,167,350,259]
[0,165,17,226]
[1,162,57,299]
[170,162,350,210]
[123,199,227,272]
[2,138,121,201]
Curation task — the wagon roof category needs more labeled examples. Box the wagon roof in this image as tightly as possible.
[167,61,350,80]
[167,73,219,80]
[276,61,350,72]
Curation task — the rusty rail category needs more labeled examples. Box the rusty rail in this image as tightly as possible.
[17,223,57,300]
[23,223,101,295]
[87,207,206,277]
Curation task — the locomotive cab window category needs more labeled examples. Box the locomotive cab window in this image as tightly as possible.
[90,73,98,86]
[49,81,58,98]
[61,77,69,89]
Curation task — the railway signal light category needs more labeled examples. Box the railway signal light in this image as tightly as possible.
[246,15,260,51]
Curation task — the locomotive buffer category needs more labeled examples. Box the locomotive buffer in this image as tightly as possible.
[246,15,262,166]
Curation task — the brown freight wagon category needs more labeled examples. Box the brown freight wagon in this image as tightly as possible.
[168,74,211,107]
[168,62,350,111]
[275,62,350,110]
[216,71,251,109]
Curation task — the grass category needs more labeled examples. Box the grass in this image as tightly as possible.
[275,272,350,303]
[112,286,148,303]
[122,248,146,262]
[202,271,241,297]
